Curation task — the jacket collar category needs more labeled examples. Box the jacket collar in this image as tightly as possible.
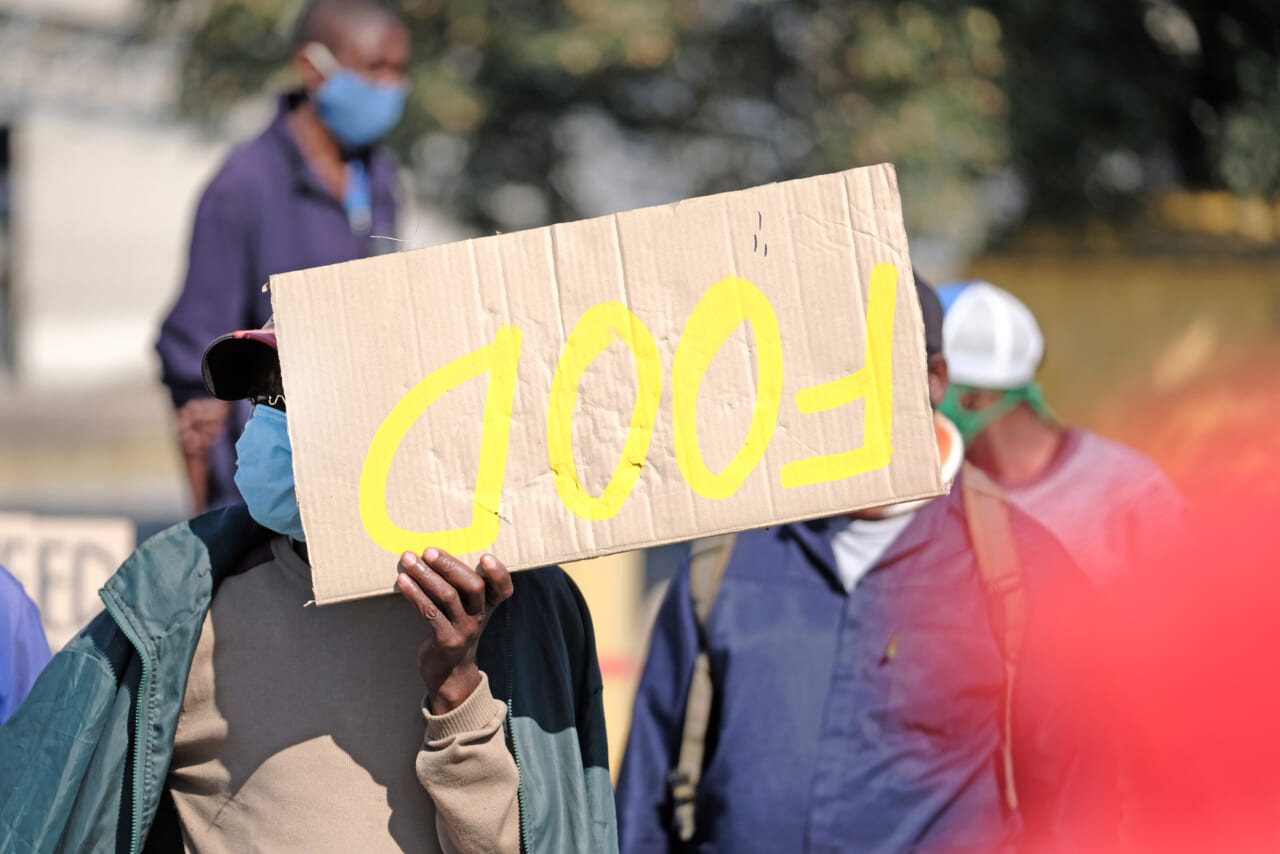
[786,485,960,585]
[786,517,840,583]
[874,487,954,569]
[96,505,273,854]
[267,93,395,205]
[100,505,272,654]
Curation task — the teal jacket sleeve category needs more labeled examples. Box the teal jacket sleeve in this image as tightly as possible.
[0,611,137,854]
[563,573,619,854]
[484,567,619,854]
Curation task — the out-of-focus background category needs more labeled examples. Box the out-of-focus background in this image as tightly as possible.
[0,0,1277,775]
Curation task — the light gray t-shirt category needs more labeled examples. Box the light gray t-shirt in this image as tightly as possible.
[1001,429,1183,589]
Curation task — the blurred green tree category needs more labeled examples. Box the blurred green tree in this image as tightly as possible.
[140,0,1009,253]
[984,0,1280,216]
[139,0,1280,246]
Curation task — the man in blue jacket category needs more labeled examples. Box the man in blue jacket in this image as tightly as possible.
[617,279,1114,854]
[157,0,405,513]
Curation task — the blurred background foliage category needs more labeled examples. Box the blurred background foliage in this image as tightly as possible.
[138,0,1280,254]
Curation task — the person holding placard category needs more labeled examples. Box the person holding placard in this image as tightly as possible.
[156,0,406,515]
[617,278,1116,854]
[0,325,617,854]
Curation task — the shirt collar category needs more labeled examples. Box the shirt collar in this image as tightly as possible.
[874,487,952,569]
[787,483,957,583]
[786,517,840,574]
[266,93,391,202]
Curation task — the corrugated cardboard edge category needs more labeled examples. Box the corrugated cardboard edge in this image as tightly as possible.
[310,482,948,606]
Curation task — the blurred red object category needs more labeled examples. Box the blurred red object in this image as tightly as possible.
[1039,349,1280,853]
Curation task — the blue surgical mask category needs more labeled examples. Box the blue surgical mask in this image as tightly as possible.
[235,406,305,541]
[307,43,407,148]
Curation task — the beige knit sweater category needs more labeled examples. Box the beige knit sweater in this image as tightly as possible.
[166,536,520,853]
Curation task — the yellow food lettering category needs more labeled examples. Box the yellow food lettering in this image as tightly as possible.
[547,302,663,520]
[672,276,784,499]
[780,262,898,488]
[358,326,522,556]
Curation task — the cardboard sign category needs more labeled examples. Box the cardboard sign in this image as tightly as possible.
[272,164,944,604]
[0,513,136,650]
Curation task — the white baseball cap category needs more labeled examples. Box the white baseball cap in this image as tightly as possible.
[942,281,1044,389]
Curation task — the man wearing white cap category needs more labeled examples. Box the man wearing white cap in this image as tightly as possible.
[939,280,1183,589]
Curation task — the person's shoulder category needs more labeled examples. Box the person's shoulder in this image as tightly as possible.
[727,521,816,559]
[1073,429,1168,478]
[1003,498,1093,595]
[1074,430,1180,497]
[516,563,573,592]
[503,566,599,673]
[740,524,790,544]
[738,523,796,557]
[0,562,25,594]
[511,565,587,620]
[962,461,1074,578]
[104,507,272,618]
[198,124,287,208]
[0,563,38,618]
[1006,500,1067,557]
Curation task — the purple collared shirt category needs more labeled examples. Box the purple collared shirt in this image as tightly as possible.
[156,95,398,509]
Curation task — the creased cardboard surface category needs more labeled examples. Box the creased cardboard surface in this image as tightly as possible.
[271,164,944,604]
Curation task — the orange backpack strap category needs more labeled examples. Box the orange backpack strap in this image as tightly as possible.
[961,463,1028,812]
[668,533,737,843]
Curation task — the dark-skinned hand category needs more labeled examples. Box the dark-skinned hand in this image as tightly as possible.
[176,398,231,457]
[396,547,514,715]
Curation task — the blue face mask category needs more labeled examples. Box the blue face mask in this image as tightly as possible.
[235,406,305,541]
[313,65,407,149]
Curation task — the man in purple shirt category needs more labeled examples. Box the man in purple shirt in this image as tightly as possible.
[157,0,407,512]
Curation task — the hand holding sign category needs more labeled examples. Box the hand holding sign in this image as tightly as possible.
[396,547,513,714]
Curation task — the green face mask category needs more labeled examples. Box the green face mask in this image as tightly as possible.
[938,382,1053,444]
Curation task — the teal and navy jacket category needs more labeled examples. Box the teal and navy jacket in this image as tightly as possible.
[0,507,617,854]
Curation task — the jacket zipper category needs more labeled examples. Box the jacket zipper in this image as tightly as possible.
[85,636,117,683]
[101,592,151,854]
[504,605,532,853]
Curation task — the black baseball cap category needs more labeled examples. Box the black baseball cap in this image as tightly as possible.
[200,320,283,404]
[914,271,943,357]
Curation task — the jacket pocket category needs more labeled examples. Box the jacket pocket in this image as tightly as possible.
[875,622,1004,739]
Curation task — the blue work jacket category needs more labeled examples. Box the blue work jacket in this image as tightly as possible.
[618,476,1113,854]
